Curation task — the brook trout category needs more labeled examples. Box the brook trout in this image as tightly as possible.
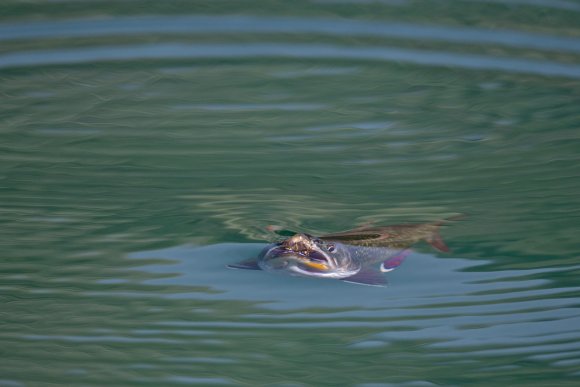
[228,218,457,286]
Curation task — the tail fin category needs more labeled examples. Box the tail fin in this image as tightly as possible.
[427,231,450,252]
[427,214,464,252]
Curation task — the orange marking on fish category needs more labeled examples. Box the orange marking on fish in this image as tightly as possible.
[304,261,329,271]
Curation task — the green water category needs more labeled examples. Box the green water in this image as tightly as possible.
[2,1,580,385]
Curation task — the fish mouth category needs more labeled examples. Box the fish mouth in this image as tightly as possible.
[269,246,331,271]
[300,259,328,271]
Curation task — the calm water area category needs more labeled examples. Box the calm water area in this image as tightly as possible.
[1,1,580,385]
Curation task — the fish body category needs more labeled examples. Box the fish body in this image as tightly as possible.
[320,220,450,252]
[229,233,410,286]
[229,219,456,286]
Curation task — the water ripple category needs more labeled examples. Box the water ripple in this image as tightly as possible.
[462,0,580,12]
[1,15,580,54]
[2,43,580,79]
[2,5,579,385]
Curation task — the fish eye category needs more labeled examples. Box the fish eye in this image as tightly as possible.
[327,244,336,253]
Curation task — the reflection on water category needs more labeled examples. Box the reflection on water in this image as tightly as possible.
[2,0,580,385]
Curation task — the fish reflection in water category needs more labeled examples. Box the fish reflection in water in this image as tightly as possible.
[228,219,457,286]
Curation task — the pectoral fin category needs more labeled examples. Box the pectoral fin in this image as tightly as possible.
[227,259,261,270]
[341,268,387,287]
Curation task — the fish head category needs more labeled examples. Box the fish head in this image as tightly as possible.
[259,233,356,278]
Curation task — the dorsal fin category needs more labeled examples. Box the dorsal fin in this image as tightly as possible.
[321,233,383,242]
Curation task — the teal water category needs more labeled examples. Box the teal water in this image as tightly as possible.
[2,1,580,385]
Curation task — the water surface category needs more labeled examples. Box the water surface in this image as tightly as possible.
[1,0,580,385]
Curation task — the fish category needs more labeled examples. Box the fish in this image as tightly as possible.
[228,233,411,286]
[228,218,457,286]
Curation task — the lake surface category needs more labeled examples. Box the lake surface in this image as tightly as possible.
[2,1,580,385]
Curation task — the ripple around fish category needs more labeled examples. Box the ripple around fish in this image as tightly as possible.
[133,244,580,310]
[125,244,580,359]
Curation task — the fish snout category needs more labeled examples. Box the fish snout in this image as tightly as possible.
[281,233,312,253]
